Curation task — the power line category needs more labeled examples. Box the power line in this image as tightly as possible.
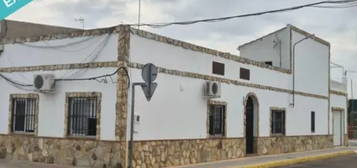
[312,2,357,8]
[55,67,131,86]
[0,67,131,90]
[132,0,357,28]
[0,73,33,87]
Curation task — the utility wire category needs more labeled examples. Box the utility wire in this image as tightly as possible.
[0,73,33,87]
[55,67,131,86]
[0,67,130,90]
[132,0,357,28]
[312,2,357,8]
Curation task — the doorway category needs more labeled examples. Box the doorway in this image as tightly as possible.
[245,95,258,154]
[333,110,344,146]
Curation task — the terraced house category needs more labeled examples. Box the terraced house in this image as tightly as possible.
[0,20,348,168]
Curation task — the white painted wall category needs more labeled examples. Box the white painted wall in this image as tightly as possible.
[129,33,330,140]
[0,27,344,142]
[0,34,118,68]
[0,33,119,140]
[292,30,329,97]
[130,35,291,92]
[239,28,291,69]
[0,68,118,140]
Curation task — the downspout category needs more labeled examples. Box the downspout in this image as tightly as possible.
[328,46,331,136]
[291,33,315,106]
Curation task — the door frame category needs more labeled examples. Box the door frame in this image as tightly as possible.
[244,93,259,154]
[332,109,345,146]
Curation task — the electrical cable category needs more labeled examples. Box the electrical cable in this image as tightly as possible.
[55,66,131,87]
[0,67,130,91]
[312,2,357,8]
[131,0,357,28]
[19,36,95,49]
[0,73,33,87]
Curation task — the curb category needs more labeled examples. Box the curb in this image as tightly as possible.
[233,150,355,168]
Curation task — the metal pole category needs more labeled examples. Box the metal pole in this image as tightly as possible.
[351,79,354,99]
[138,0,141,29]
[128,83,137,168]
[128,83,145,168]
[291,34,315,106]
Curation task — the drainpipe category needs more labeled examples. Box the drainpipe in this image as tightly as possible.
[291,34,315,107]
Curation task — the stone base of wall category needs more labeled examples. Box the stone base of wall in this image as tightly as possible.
[0,135,126,168]
[132,138,245,168]
[257,135,333,155]
[0,135,334,168]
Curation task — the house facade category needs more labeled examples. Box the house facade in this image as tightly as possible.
[0,23,348,168]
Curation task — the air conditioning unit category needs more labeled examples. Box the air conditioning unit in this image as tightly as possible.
[205,81,221,98]
[34,74,56,92]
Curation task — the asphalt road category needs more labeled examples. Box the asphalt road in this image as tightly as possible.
[279,154,357,168]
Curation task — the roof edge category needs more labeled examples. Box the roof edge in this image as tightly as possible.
[288,24,330,47]
[130,27,291,74]
[0,25,121,45]
[238,26,287,50]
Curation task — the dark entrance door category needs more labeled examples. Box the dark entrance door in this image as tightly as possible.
[246,97,254,154]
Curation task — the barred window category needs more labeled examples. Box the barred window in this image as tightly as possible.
[68,97,98,137]
[209,105,226,136]
[12,98,37,133]
[271,110,285,135]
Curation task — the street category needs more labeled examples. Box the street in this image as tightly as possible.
[279,154,357,168]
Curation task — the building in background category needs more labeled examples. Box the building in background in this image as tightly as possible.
[0,21,348,168]
[348,99,357,139]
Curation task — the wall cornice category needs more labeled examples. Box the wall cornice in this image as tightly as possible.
[129,62,328,100]
[0,27,119,45]
[330,90,347,97]
[0,61,118,73]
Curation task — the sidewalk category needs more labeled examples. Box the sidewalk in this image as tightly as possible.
[176,147,357,168]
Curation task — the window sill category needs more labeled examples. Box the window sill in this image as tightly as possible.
[10,132,36,136]
[271,133,285,137]
[208,135,226,139]
[66,135,98,141]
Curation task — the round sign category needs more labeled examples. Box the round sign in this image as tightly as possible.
[142,63,158,83]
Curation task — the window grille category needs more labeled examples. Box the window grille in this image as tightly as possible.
[12,98,37,133]
[209,105,226,136]
[68,97,98,137]
[271,110,285,135]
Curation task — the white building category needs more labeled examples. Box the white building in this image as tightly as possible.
[0,21,348,168]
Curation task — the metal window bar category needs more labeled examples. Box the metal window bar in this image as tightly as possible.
[12,98,36,133]
[272,110,285,134]
[68,97,97,137]
[209,105,225,136]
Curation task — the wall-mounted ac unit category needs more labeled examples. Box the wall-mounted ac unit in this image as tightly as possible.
[205,81,221,98]
[34,74,55,92]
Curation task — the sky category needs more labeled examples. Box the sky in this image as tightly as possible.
[6,0,357,92]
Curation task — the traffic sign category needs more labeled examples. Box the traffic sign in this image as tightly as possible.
[142,63,158,83]
[141,83,157,101]
[141,63,158,101]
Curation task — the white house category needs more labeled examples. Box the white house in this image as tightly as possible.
[0,21,348,168]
